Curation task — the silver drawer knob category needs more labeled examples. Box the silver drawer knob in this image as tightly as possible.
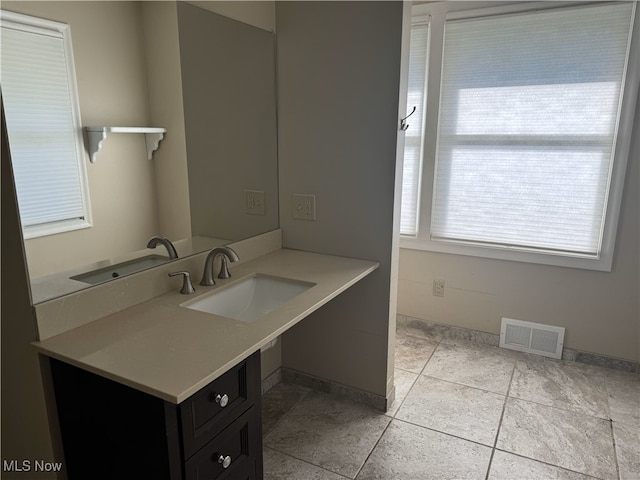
[215,393,229,407]
[218,454,232,469]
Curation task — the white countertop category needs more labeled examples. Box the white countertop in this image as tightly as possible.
[33,249,379,404]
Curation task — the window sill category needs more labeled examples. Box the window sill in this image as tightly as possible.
[23,218,92,240]
[399,235,613,272]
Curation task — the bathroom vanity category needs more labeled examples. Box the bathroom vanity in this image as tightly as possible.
[51,352,262,479]
[34,248,379,479]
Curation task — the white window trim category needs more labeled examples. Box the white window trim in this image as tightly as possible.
[399,1,639,272]
[1,10,92,239]
[399,13,430,237]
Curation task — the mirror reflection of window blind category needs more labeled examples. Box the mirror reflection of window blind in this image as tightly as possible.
[431,3,634,256]
[1,14,89,235]
[400,17,429,236]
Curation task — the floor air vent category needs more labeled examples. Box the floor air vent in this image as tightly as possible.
[500,318,565,359]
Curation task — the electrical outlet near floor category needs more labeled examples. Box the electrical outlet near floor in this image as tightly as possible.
[433,279,445,297]
[292,194,316,220]
[244,190,265,215]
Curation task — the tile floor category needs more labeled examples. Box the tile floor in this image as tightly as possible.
[261,319,640,479]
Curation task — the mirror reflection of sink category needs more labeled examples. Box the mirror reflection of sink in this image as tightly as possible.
[182,274,315,323]
[70,255,171,285]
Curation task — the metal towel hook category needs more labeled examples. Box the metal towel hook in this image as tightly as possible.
[400,106,416,131]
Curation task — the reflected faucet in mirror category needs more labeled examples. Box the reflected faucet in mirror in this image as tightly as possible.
[147,236,178,260]
[200,247,240,286]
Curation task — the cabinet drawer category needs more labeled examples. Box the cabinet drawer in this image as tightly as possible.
[180,351,260,457]
[184,406,260,480]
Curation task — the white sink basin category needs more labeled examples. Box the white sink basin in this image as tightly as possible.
[183,274,315,323]
[70,254,171,285]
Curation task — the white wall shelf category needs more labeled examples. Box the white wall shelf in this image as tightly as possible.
[85,126,166,163]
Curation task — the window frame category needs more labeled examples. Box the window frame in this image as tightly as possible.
[399,14,430,237]
[399,1,639,272]
[1,10,92,239]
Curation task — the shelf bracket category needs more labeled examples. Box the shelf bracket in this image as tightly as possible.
[85,126,167,163]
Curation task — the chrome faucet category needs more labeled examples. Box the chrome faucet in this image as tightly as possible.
[147,236,178,260]
[200,246,240,286]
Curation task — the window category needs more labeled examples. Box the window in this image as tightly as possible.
[400,2,638,271]
[1,10,91,239]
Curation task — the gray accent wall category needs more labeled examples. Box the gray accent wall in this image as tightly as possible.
[276,1,404,400]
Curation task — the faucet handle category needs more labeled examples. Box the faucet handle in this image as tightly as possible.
[168,271,195,294]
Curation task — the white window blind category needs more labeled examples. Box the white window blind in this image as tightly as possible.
[1,11,90,238]
[431,3,634,257]
[400,17,429,236]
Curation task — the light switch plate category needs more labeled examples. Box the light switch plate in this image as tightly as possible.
[292,194,316,221]
[245,190,265,215]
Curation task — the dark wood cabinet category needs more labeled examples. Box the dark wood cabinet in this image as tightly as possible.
[184,407,260,480]
[50,351,263,480]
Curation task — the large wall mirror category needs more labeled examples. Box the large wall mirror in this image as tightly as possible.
[1,1,278,304]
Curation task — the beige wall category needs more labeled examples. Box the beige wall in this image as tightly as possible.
[3,1,160,279]
[277,1,403,400]
[398,96,640,362]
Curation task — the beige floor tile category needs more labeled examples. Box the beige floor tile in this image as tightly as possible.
[488,450,595,479]
[606,371,640,426]
[510,357,609,419]
[396,315,447,342]
[613,421,640,480]
[497,398,617,479]
[356,419,492,480]
[263,391,391,478]
[264,320,635,480]
[264,448,349,480]
[396,375,505,446]
[385,368,418,417]
[262,382,311,435]
[422,341,516,394]
[394,330,438,373]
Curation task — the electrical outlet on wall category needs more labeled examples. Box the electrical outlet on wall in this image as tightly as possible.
[244,190,265,215]
[433,279,445,297]
[292,194,316,221]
